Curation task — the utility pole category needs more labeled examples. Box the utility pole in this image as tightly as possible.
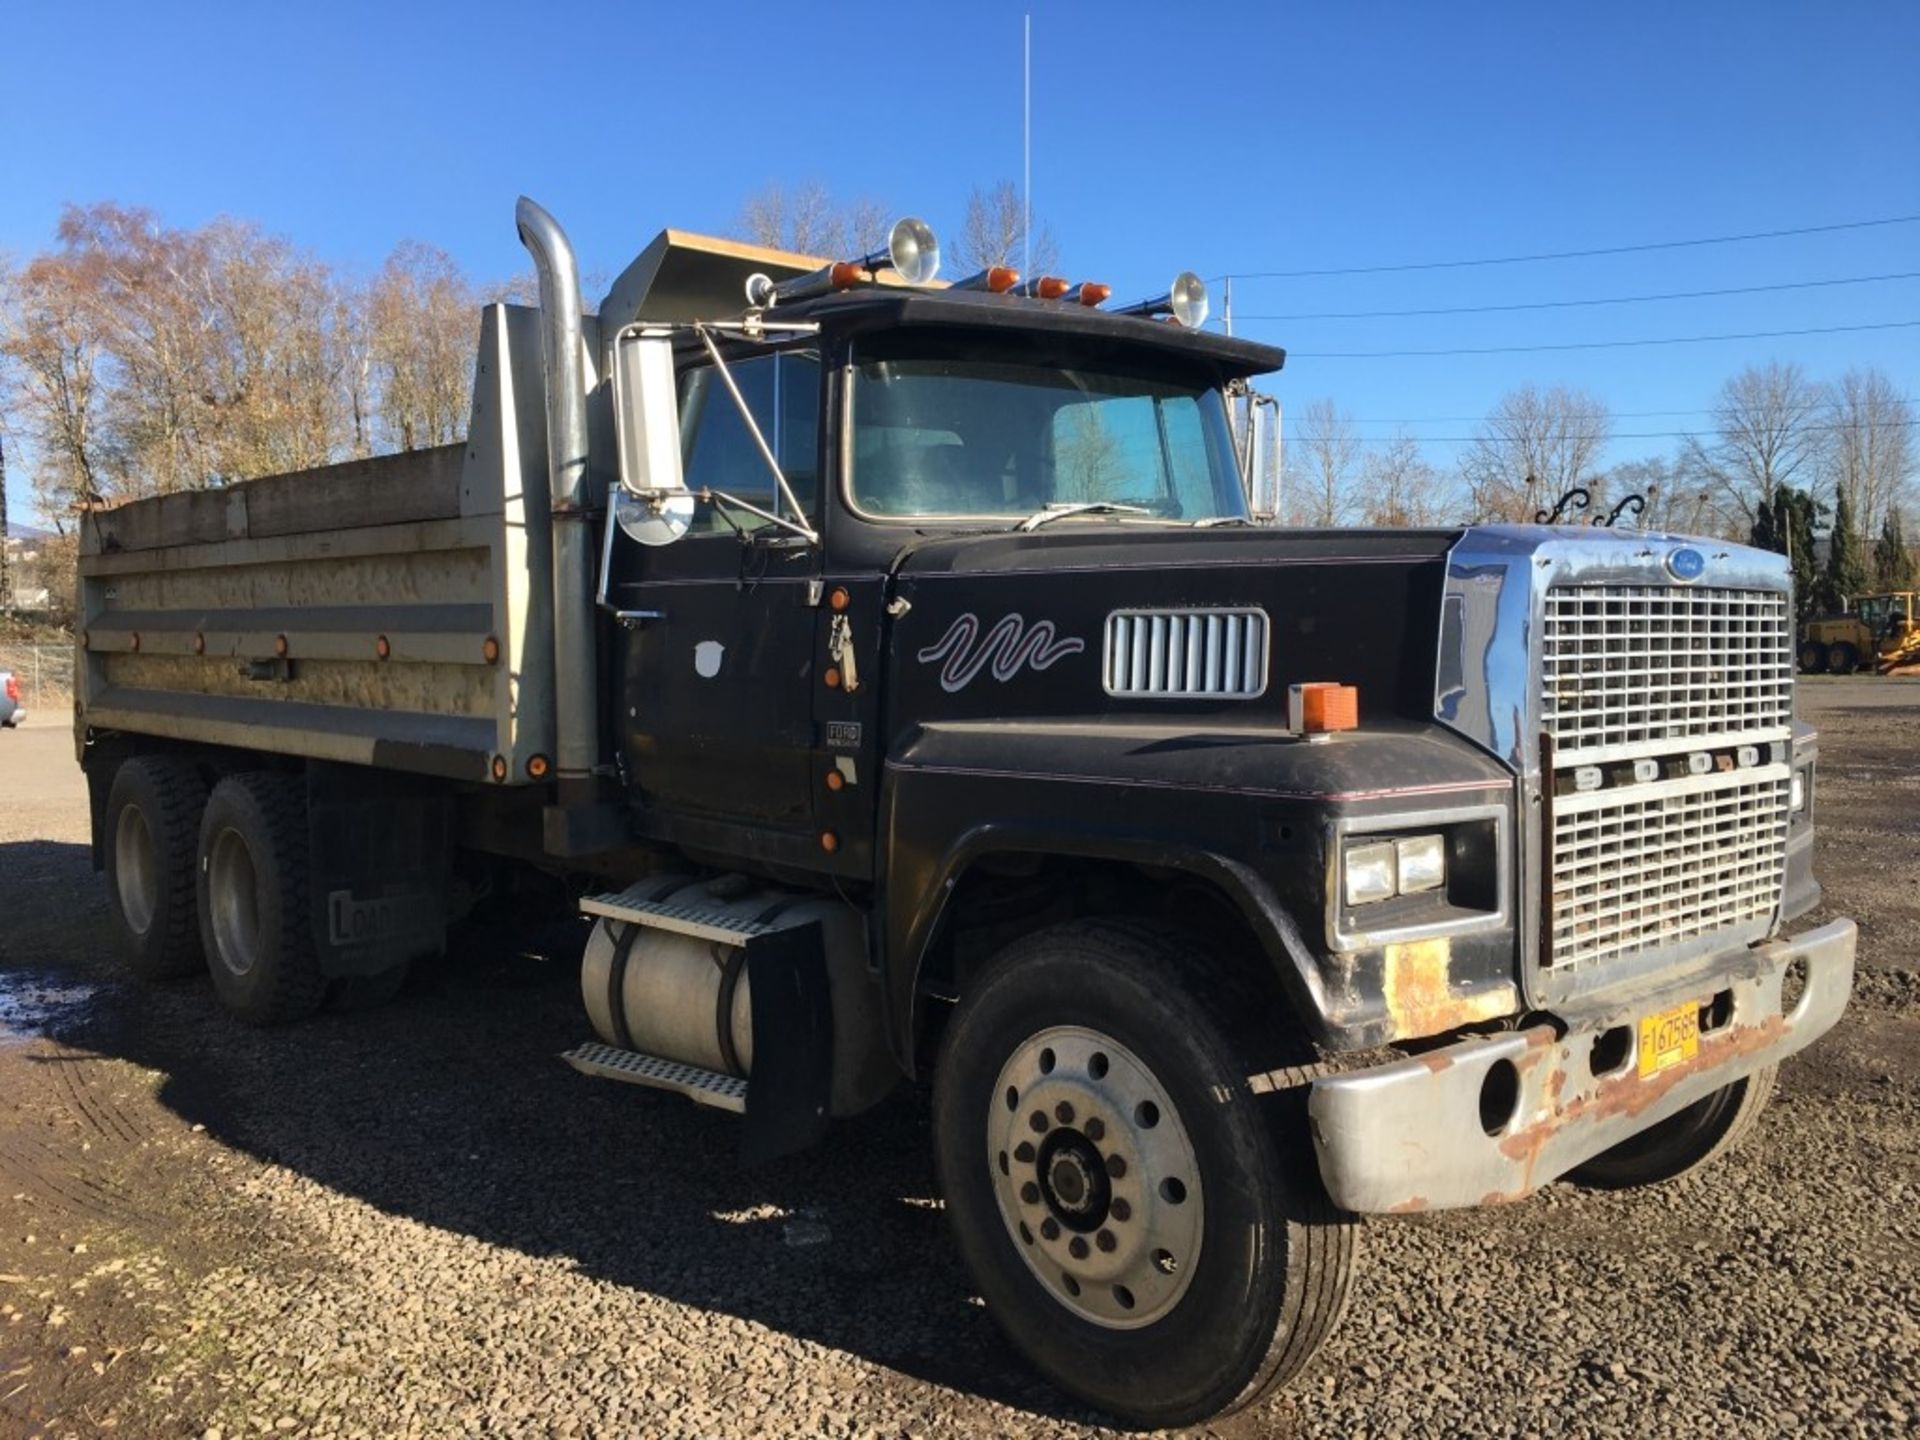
[0,434,11,613]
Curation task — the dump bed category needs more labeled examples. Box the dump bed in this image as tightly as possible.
[77,304,566,784]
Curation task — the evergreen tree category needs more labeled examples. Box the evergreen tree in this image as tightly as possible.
[1821,487,1869,613]
[1754,488,1824,621]
[1874,508,1917,591]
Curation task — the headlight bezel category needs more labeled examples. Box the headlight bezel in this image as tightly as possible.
[1326,804,1510,955]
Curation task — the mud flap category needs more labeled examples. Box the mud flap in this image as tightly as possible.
[306,763,451,978]
[741,920,834,1165]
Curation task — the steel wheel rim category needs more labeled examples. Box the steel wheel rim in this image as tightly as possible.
[207,828,262,978]
[114,804,159,937]
[986,1025,1204,1330]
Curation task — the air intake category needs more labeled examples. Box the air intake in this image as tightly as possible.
[1105,608,1269,698]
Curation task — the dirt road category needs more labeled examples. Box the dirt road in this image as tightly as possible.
[1,686,1915,1438]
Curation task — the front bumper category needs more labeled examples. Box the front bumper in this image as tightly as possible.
[1307,919,1856,1213]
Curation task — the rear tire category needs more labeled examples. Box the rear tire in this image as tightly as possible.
[931,919,1356,1428]
[1570,1066,1776,1190]
[104,756,209,980]
[1798,640,1829,674]
[196,773,326,1025]
[1827,641,1859,675]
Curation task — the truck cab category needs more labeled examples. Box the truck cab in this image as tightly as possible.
[75,202,1856,1429]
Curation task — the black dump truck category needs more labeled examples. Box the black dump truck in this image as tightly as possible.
[75,199,1855,1427]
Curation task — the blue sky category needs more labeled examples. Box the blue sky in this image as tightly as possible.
[4,0,1917,523]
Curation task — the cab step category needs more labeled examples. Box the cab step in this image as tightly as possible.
[579,877,809,947]
[560,1041,748,1114]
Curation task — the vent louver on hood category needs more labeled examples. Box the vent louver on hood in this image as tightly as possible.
[1105,608,1268,698]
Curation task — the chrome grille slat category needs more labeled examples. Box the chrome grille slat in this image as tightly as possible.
[1105,608,1268,698]
[1540,583,1794,976]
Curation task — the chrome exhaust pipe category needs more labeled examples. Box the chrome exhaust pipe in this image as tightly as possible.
[515,196,598,783]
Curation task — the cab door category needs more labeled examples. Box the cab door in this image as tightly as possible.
[610,348,824,843]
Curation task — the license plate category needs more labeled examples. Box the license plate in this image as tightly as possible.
[1637,1000,1701,1078]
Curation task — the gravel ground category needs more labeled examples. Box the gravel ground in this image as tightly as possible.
[0,682,1915,1439]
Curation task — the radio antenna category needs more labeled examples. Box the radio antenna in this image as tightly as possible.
[1023,13,1032,283]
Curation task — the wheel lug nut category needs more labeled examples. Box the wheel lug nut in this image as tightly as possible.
[1111,1198,1132,1222]
[1096,1229,1116,1253]
[1105,1154,1127,1179]
[1020,1181,1041,1204]
[1069,1236,1089,1260]
[1040,1217,1060,1240]
[1084,1118,1105,1143]
[1013,1140,1035,1163]
[1029,1111,1049,1134]
[1054,1101,1075,1125]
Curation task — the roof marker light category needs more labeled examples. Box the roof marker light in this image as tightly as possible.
[1066,282,1112,306]
[952,266,1021,293]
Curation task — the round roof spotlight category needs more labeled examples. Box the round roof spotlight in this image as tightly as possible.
[883,217,940,285]
[744,272,777,309]
[1168,271,1209,329]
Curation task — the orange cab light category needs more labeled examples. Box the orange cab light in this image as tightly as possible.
[1072,282,1112,306]
[1290,682,1360,735]
[829,261,866,290]
[986,266,1019,293]
[1035,276,1070,299]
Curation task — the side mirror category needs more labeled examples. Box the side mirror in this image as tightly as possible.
[613,330,687,499]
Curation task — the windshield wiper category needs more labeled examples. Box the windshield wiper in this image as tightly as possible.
[1017,501,1152,532]
[1191,516,1251,528]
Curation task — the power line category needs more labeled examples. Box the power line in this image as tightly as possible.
[1217,213,1920,281]
[1295,319,1920,359]
[1312,418,1920,446]
[1235,271,1920,321]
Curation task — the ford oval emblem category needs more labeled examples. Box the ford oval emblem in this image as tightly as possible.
[1667,547,1706,582]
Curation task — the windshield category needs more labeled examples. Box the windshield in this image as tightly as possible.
[849,345,1248,524]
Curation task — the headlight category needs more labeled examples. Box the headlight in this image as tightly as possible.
[1790,771,1807,813]
[1395,835,1447,893]
[1344,841,1398,906]
[1343,833,1447,906]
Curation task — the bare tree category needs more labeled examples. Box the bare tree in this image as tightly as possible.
[368,242,476,452]
[1358,433,1447,525]
[1677,361,1828,530]
[0,240,115,518]
[1289,398,1359,525]
[951,181,1059,277]
[735,181,891,258]
[1458,384,1612,522]
[1823,367,1914,538]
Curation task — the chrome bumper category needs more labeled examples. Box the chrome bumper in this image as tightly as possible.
[1308,919,1856,1213]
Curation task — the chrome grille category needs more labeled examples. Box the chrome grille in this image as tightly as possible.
[1541,585,1794,761]
[1105,608,1268,698]
[1549,768,1790,972]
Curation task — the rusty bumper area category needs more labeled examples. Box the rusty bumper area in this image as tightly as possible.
[1306,919,1856,1214]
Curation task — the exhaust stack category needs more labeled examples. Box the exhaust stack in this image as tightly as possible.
[515,196,598,783]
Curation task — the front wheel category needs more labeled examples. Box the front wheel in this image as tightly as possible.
[932,920,1356,1428]
[1570,1066,1776,1190]
[1798,640,1829,674]
[1827,641,1859,675]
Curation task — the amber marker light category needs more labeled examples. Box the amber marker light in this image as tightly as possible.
[820,831,840,854]
[1071,282,1112,306]
[824,666,843,690]
[375,635,392,660]
[193,633,206,655]
[482,636,501,664]
[1289,682,1360,736]
[1036,276,1070,299]
[830,261,866,290]
[829,587,851,612]
[274,634,289,658]
[129,632,142,652]
[491,755,509,782]
[825,769,846,792]
[528,754,551,779]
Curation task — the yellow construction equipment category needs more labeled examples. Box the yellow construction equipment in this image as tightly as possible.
[1798,591,1920,674]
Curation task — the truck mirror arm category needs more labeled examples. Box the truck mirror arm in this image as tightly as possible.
[692,325,819,545]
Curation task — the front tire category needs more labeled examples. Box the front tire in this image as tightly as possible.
[104,756,209,979]
[1570,1066,1776,1189]
[196,773,326,1025]
[1827,641,1859,675]
[932,919,1355,1428]
[1798,640,1829,674]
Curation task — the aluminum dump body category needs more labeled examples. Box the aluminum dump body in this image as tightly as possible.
[76,304,564,784]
